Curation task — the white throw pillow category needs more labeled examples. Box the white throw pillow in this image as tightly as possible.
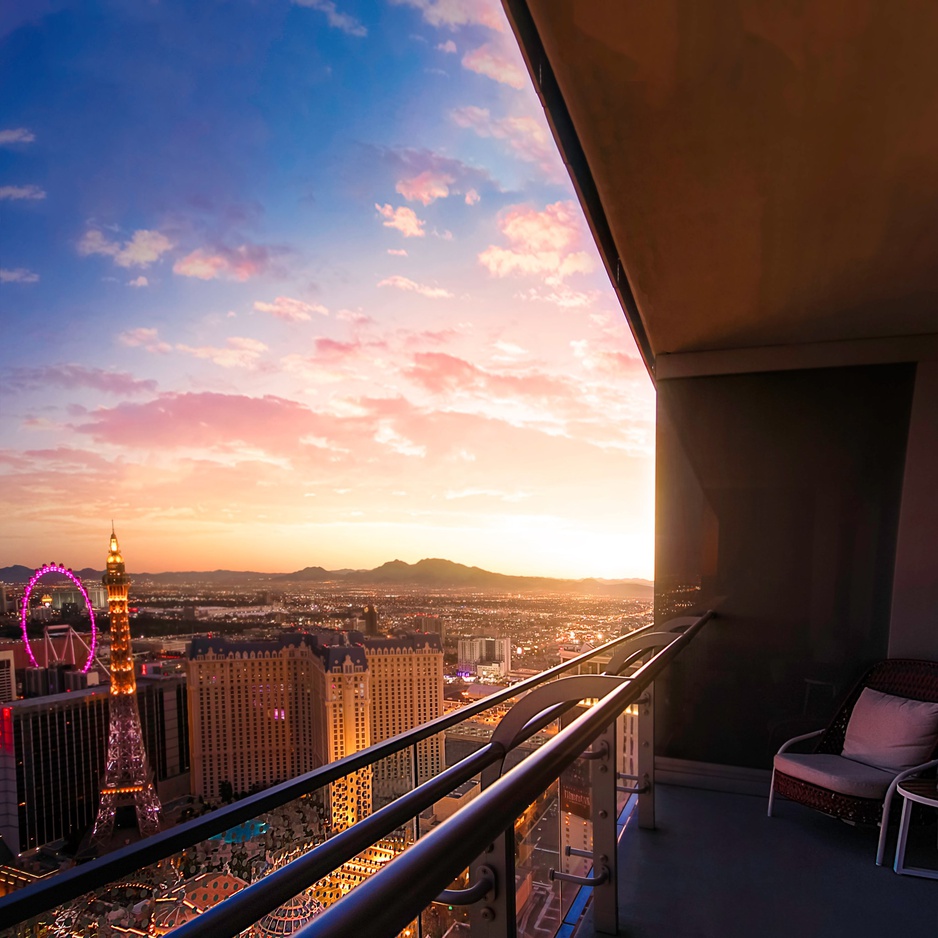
[842,687,938,772]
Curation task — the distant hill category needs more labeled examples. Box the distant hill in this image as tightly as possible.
[1,558,653,598]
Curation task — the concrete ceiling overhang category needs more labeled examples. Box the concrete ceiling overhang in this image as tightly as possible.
[506,1,938,376]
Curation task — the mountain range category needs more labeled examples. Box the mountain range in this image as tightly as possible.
[0,558,653,599]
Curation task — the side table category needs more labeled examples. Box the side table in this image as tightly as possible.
[894,777,938,879]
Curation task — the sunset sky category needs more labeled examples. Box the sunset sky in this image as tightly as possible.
[0,0,655,580]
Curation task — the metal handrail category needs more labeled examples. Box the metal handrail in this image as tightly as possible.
[0,623,657,929]
[299,610,714,938]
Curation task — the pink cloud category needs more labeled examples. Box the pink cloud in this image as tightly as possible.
[450,106,562,179]
[173,250,227,280]
[461,43,526,89]
[293,0,367,37]
[118,327,171,354]
[437,40,457,53]
[0,268,39,284]
[378,275,453,299]
[405,351,567,400]
[4,364,157,396]
[337,309,373,325]
[0,184,46,201]
[390,0,504,32]
[464,189,480,206]
[128,276,149,287]
[395,170,455,205]
[73,392,324,452]
[176,336,268,369]
[78,229,174,268]
[387,248,408,257]
[478,201,595,286]
[571,340,643,375]
[517,286,593,309]
[173,242,275,282]
[0,128,35,145]
[375,203,426,238]
[376,147,496,205]
[254,296,328,321]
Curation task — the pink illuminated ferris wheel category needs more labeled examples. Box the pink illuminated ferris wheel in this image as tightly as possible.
[19,563,98,673]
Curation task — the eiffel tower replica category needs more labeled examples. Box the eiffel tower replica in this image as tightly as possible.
[87,526,162,852]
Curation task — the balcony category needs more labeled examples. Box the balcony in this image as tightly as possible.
[1,611,934,938]
[1,2,936,935]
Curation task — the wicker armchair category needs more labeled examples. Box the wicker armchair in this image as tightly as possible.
[767,658,938,865]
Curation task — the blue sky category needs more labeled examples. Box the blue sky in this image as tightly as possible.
[0,0,655,578]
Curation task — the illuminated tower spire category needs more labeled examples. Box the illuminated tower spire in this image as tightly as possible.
[88,527,161,850]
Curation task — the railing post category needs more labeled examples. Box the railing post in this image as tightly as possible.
[468,828,515,938]
[591,719,619,935]
[637,681,655,829]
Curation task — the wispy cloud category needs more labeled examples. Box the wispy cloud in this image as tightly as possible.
[118,327,171,354]
[0,128,35,145]
[379,146,496,206]
[254,296,328,322]
[375,203,426,238]
[293,0,367,37]
[374,420,426,457]
[78,229,174,268]
[451,106,561,179]
[173,243,275,281]
[378,275,453,299]
[0,184,46,201]
[478,201,594,286]
[4,364,157,396]
[128,276,149,288]
[387,248,409,257]
[437,40,457,53]
[176,336,268,369]
[395,170,455,206]
[461,43,526,89]
[390,0,504,32]
[0,267,39,283]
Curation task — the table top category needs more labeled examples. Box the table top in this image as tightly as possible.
[897,777,938,806]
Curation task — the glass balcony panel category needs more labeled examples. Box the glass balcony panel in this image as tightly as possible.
[515,778,561,938]
[420,867,470,938]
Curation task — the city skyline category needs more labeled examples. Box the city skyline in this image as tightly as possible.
[0,0,654,580]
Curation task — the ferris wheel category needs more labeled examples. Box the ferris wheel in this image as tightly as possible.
[19,563,100,673]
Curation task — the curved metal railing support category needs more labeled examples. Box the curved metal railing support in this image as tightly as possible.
[435,864,496,905]
[480,673,631,789]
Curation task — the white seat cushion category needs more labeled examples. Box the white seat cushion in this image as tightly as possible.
[774,753,896,799]
[842,687,938,771]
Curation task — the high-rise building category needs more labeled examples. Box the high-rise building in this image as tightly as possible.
[362,604,379,636]
[362,634,444,804]
[412,615,446,640]
[185,635,327,802]
[0,678,189,855]
[186,630,442,829]
[88,528,162,851]
[0,687,109,855]
[137,674,191,804]
[320,641,371,831]
[457,636,511,676]
[0,652,14,703]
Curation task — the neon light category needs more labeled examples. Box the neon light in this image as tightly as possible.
[0,707,12,756]
[19,563,98,673]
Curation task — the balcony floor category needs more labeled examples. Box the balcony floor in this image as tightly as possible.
[578,783,938,938]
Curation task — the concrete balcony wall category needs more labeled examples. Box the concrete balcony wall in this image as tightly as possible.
[654,362,916,769]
